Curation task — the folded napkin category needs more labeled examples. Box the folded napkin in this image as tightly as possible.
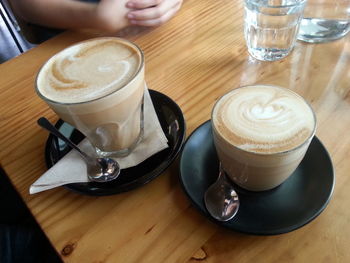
[30,87,168,194]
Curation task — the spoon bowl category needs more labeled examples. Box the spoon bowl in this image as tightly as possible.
[38,117,120,183]
[204,164,239,221]
[90,157,121,183]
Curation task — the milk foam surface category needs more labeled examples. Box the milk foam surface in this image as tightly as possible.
[212,85,315,153]
[37,38,141,103]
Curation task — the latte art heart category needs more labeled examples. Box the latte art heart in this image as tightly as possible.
[38,39,140,103]
[213,85,316,153]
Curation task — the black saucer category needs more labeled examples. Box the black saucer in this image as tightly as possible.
[179,121,334,235]
[45,90,186,196]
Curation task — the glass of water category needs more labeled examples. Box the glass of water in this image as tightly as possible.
[298,0,350,43]
[244,0,307,61]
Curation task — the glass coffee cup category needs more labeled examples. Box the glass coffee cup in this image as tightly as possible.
[211,85,316,191]
[36,37,145,157]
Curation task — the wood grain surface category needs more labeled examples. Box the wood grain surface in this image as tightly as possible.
[1,0,350,262]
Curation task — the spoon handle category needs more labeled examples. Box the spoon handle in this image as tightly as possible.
[37,117,96,165]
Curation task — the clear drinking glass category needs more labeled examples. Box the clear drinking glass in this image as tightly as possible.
[244,0,307,61]
[298,0,350,43]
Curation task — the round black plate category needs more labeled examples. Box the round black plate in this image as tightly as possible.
[179,121,335,235]
[45,90,186,196]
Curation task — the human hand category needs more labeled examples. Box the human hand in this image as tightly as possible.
[126,0,183,27]
[96,0,131,32]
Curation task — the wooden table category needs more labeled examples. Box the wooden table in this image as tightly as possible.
[1,0,350,262]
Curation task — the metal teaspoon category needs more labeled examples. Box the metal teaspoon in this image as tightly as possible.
[37,117,120,183]
[204,163,240,221]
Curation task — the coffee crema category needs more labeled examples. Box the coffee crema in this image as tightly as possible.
[37,38,141,103]
[212,85,315,154]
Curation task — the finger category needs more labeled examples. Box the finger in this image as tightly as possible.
[127,0,178,20]
[126,0,162,9]
[129,5,180,26]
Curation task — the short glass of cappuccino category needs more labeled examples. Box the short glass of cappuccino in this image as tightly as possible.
[36,37,145,157]
[212,85,316,191]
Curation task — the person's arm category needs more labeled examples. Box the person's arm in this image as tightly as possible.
[126,0,183,26]
[9,0,131,32]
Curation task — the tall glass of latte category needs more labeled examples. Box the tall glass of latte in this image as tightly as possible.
[36,37,145,157]
[212,85,316,191]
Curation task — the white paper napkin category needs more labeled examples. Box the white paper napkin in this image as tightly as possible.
[30,87,168,194]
